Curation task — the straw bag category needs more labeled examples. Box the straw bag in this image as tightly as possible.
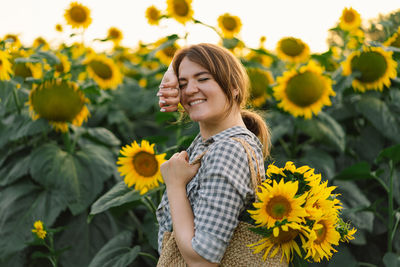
[157,137,287,267]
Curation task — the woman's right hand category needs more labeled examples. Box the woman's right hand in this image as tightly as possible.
[157,68,180,112]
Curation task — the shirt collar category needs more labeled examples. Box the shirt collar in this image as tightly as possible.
[201,125,253,144]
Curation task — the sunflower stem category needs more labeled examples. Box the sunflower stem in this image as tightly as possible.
[192,18,221,38]
[278,138,291,158]
[138,252,158,263]
[142,196,157,220]
[63,131,72,153]
[11,84,22,114]
[290,125,298,158]
[128,211,144,241]
[387,159,394,253]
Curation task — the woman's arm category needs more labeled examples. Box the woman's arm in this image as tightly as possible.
[161,151,219,266]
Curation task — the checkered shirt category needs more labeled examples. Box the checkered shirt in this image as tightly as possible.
[156,126,265,263]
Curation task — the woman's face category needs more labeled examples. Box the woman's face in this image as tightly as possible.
[178,57,230,124]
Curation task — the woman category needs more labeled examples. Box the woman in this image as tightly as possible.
[156,43,270,266]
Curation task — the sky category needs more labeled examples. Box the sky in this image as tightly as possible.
[1,0,399,53]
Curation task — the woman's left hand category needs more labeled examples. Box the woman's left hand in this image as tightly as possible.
[160,151,201,189]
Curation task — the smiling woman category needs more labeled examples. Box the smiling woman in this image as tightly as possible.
[155,43,276,266]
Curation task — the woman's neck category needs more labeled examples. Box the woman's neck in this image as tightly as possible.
[199,111,246,141]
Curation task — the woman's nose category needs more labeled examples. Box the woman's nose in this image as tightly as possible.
[185,81,199,94]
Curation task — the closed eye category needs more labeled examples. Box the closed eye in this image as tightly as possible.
[198,77,209,82]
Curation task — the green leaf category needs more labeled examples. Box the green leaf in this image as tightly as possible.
[56,213,116,267]
[265,111,293,145]
[89,181,141,217]
[0,153,30,186]
[378,144,400,164]
[327,245,358,267]
[33,51,60,65]
[356,95,400,143]
[332,162,375,181]
[30,143,116,215]
[84,127,121,147]
[0,180,67,260]
[383,252,400,267]
[299,148,335,179]
[88,231,140,267]
[297,111,345,152]
[334,181,374,232]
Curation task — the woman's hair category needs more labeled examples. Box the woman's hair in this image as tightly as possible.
[172,43,271,159]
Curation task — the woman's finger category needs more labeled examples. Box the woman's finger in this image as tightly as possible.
[159,96,180,107]
[157,88,179,98]
[160,105,179,112]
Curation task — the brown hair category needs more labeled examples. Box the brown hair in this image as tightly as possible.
[172,43,271,159]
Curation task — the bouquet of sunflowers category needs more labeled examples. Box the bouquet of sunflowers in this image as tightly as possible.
[247,161,357,264]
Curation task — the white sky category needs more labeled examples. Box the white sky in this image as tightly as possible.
[1,0,399,53]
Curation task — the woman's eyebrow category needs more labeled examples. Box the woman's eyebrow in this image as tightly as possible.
[179,71,210,81]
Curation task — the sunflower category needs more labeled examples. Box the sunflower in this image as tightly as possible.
[117,140,167,195]
[217,13,242,38]
[32,220,47,240]
[155,38,180,66]
[246,49,273,68]
[303,214,341,262]
[33,37,50,50]
[54,53,71,77]
[55,23,63,32]
[3,34,21,50]
[248,222,308,263]
[0,50,13,80]
[85,54,123,89]
[336,217,357,243]
[146,5,161,25]
[249,179,308,228]
[107,27,123,45]
[28,79,90,132]
[273,61,335,119]
[384,27,400,48]
[64,2,92,29]
[304,181,341,220]
[166,0,193,24]
[339,7,361,32]
[247,67,274,107]
[276,37,310,63]
[342,46,397,92]
[13,61,43,80]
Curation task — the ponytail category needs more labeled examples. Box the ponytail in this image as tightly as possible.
[241,109,271,160]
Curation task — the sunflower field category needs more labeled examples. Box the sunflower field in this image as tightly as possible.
[1,1,400,266]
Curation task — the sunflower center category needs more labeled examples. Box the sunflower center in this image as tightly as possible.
[163,46,177,58]
[55,62,64,73]
[350,51,387,83]
[286,71,326,107]
[249,69,271,98]
[344,11,355,23]
[70,6,87,23]
[132,151,158,177]
[314,222,327,244]
[89,60,113,80]
[149,9,159,20]
[266,196,292,219]
[31,81,85,122]
[14,63,32,78]
[280,38,305,57]
[272,229,298,244]
[173,0,189,16]
[222,16,237,31]
[109,29,120,39]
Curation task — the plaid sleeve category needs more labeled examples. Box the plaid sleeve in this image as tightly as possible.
[191,138,253,263]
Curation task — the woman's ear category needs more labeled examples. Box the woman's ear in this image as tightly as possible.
[233,88,240,99]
